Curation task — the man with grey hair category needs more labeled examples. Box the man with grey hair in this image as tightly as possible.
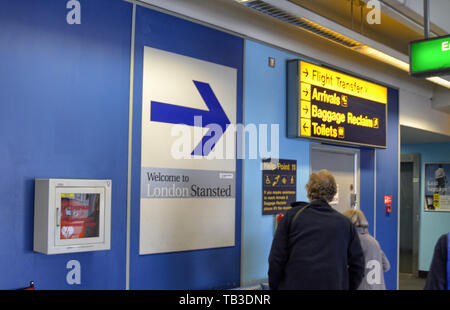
[268,169,365,290]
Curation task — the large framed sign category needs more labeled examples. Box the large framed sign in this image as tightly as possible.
[287,60,387,148]
[139,46,237,254]
[424,163,450,212]
[410,35,450,78]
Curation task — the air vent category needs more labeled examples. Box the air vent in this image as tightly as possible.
[242,0,362,49]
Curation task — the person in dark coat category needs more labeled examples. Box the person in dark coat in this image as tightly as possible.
[268,169,365,290]
[424,233,449,290]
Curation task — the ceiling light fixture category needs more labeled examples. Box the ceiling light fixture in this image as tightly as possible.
[351,46,410,72]
[236,0,450,89]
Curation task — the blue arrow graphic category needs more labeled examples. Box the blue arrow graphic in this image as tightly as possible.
[150,80,230,156]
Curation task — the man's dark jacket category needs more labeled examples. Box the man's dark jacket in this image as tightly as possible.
[268,199,365,290]
[424,233,448,290]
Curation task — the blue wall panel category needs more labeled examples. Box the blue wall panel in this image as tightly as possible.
[130,5,244,290]
[0,0,132,289]
[242,40,311,285]
[360,148,376,236]
[375,88,399,290]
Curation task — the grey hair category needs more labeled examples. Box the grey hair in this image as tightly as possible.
[343,209,369,230]
[305,169,337,202]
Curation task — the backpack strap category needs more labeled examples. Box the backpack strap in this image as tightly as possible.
[288,199,329,233]
[289,204,311,233]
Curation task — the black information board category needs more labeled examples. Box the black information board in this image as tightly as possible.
[287,60,387,148]
[262,159,297,215]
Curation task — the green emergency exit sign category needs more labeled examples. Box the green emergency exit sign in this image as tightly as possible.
[410,35,450,77]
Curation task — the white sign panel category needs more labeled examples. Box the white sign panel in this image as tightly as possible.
[140,46,237,254]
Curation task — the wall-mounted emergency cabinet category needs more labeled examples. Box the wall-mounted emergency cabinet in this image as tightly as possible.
[34,179,112,254]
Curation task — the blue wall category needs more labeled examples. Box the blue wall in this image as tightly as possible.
[401,142,450,271]
[0,0,245,290]
[0,0,132,289]
[242,41,311,285]
[374,88,399,289]
[360,148,376,236]
[0,0,400,290]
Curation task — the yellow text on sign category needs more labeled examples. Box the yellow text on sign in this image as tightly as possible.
[300,61,387,104]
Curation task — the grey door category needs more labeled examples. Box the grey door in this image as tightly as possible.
[400,154,420,276]
[310,145,359,214]
[400,162,414,273]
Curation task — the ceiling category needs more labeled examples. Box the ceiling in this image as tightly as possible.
[401,125,450,144]
[288,0,431,55]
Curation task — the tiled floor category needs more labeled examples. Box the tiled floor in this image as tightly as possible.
[398,273,427,290]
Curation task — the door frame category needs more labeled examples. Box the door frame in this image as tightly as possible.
[310,143,361,210]
[400,153,421,275]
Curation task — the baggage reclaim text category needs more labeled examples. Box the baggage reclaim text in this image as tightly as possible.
[311,105,377,128]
